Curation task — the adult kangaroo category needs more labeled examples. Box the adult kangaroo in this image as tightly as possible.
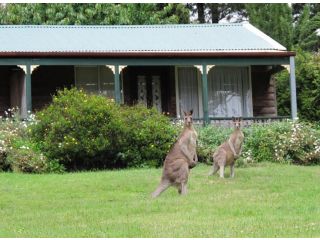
[152,110,198,198]
[208,117,244,178]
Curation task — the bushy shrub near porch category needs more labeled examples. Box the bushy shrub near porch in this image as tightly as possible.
[2,88,320,173]
[0,108,62,173]
[30,88,178,171]
[197,121,320,166]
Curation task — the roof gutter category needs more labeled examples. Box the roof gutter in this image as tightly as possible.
[0,51,296,58]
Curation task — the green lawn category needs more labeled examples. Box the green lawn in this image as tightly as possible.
[0,163,319,237]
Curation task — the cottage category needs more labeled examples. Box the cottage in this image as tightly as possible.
[0,23,297,123]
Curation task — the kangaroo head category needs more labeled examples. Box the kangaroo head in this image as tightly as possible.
[183,109,193,127]
[232,116,242,129]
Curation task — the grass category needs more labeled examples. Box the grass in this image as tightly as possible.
[0,163,319,237]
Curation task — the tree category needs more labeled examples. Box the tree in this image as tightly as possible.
[293,5,320,51]
[276,49,320,121]
[0,3,189,25]
[292,3,320,22]
[246,3,293,49]
[188,3,247,23]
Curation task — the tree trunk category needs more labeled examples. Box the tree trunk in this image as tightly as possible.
[209,3,219,23]
[197,3,205,23]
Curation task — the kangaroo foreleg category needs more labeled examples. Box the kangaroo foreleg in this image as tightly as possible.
[180,143,195,165]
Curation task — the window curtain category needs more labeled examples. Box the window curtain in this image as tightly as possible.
[208,67,252,117]
[178,67,199,118]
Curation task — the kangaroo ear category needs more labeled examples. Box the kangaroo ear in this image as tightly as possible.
[183,111,187,116]
[189,109,193,115]
[232,116,235,122]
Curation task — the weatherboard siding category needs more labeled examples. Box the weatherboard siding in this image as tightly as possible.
[251,66,277,117]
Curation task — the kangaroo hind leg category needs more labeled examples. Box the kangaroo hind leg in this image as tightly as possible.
[208,162,219,176]
[151,179,171,198]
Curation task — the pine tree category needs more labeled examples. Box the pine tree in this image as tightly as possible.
[295,5,320,51]
[0,3,189,25]
[246,3,293,50]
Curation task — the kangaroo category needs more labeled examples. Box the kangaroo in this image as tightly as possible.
[208,117,244,178]
[152,110,198,198]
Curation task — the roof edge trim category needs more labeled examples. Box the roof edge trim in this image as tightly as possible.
[0,51,296,58]
[244,23,287,51]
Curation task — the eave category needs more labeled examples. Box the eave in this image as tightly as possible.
[0,51,296,58]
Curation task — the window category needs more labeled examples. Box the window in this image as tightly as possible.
[208,67,252,117]
[75,66,114,98]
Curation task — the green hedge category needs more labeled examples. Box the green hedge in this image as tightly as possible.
[30,88,178,170]
[198,121,320,166]
[2,88,320,173]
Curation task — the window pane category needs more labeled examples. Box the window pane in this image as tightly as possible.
[75,66,98,94]
[99,66,114,99]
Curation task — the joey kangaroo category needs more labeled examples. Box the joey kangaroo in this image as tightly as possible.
[152,110,198,198]
[208,117,244,178]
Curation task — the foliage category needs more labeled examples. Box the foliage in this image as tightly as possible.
[198,120,320,166]
[30,88,122,170]
[188,3,247,23]
[293,5,320,51]
[197,125,232,163]
[117,105,179,168]
[275,49,320,121]
[30,88,178,170]
[275,121,320,164]
[6,146,51,174]
[246,3,293,49]
[0,108,62,173]
[292,3,320,22]
[0,3,189,25]
[0,108,25,171]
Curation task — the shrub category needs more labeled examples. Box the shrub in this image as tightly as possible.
[242,121,292,163]
[30,88,123,170]
[7,147,50,173]
[0,108,27,171]
[198,120,320,166]
[275,121,320,164]
[0,107,62,173]
[30,88,178,170]
[275,49,320,121]
[197,125,232,163]
[117,104,179,167]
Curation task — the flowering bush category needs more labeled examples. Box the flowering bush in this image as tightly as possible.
[0,107,28,171]
[0,107,61,173]
[275,121,320,164]
[197,120,320,166]
[242,121,292,163]
[30,88,178,170]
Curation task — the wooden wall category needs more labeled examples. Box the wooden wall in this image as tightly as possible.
[32,66,74,111]
[251,66,278,117]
